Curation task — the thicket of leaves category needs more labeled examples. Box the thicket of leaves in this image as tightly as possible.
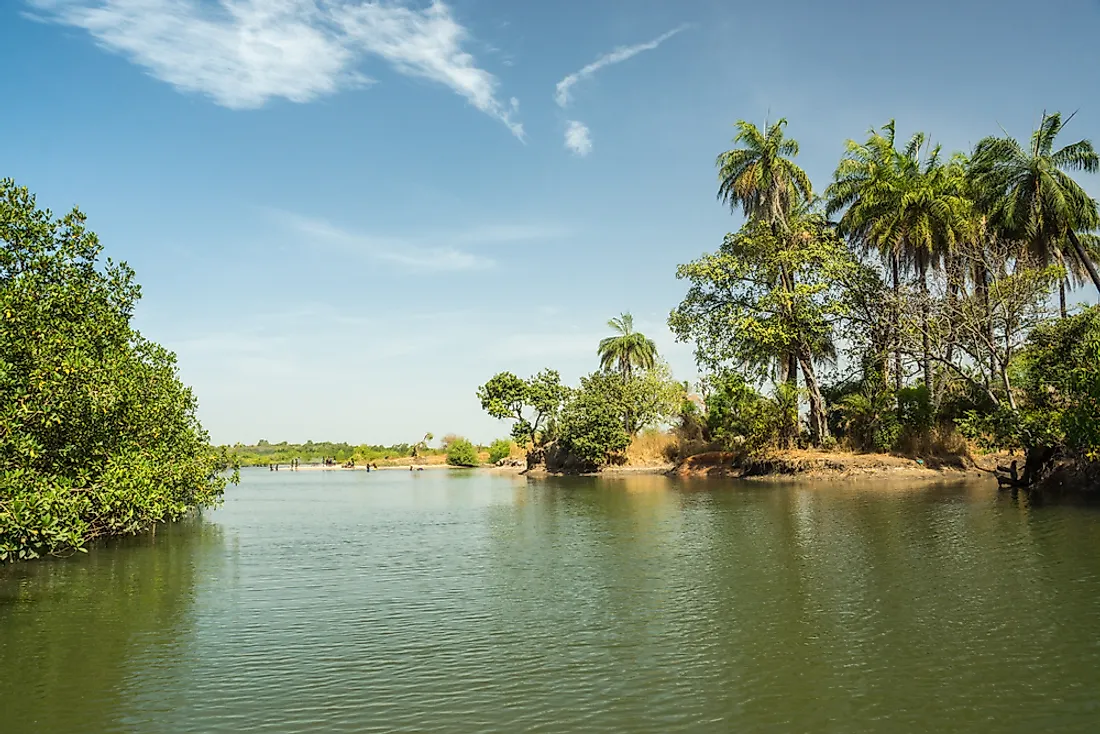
[0,180,234,562]
[487,439,513,464]
[960,306,1100,459]
[445,438,479,467]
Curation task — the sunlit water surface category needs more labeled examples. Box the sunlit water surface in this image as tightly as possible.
[3,469,1100,733]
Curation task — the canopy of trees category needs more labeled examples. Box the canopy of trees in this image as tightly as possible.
[479,111,1100,487]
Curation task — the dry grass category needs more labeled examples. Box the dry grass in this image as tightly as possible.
[624,430,680,466]
[893,425,973,468]
[374,454,448,467]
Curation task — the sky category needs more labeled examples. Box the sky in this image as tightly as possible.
[3,0,1100,446]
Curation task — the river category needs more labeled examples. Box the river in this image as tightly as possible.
[2,469,1099,732]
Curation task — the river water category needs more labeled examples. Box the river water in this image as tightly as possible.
[2,469,1099,732]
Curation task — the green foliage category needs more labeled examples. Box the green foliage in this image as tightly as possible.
[971,112,1100,292]
[0,179,234,562]
[897,384,934,433]
[476,369,565,447]
[557,374,631,469]
[620,361,685,434]
[225,441,427,466]
[598,312,658,378]
[831,380,901,453]
[704,372,781,457]
[445,438,479,467]
[716,118,813,226]
[670,217,854,377]
[960,306,1100,457]
[487,439,513,464]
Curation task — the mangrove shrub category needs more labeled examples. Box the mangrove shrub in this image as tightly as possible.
[0,179,234,562]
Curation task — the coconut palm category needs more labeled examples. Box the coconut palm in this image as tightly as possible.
[717,118,814,232]
[598,313,658,379]
[970,111,1100,298]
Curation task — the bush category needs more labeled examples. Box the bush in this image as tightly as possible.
[0,179,234,562]
[445,438,479,467]
[961,306,1100,460]
[488,439,513,464]
[897,384,934,434]
[835,381,900,453]
[557,373,631,470]
[705,371,780,456]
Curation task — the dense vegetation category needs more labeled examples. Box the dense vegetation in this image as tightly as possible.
[445,438,479,467]
[479,112,1100,487]
[478,314,687,472]
[226,440,440,466]
[1,180,235,561]
[226,434,519,468]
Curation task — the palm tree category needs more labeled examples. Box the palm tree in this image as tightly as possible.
[598,313,657,379]
[970,111,1100,298]
[827,123,971,390]
[717,118,813,232]
[717,118,814,386]
[826,122,906,390]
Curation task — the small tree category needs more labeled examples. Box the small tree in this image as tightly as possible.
[488,439,513,464]
[703,371,782,457]
[476,369,565,450]
[557,375,631,470]
[445,438,479,467]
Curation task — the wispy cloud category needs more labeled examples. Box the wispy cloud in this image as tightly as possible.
[553,24,689,108]
[276,212,567,271]
[283,213,492,271]
[27,0,523,138]
[564,120,592,157]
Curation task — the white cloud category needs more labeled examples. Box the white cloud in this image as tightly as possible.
[554,24,689,108]
[276,212,567,272]
[281,212,494,271]
[564,120,592,157]
[28,0,523,137]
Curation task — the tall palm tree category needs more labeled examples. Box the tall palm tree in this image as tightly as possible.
[827,123,971,389]
[826,121,906,390]
[970,111,1100,298]
[717,118,814,233]
[598,313,657,379]
[717,118,814,385]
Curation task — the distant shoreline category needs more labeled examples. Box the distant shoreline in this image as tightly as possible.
[246,448,1012,485]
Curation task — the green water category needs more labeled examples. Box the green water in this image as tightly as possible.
[2,470,1100,733]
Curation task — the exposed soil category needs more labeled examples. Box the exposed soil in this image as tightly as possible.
[673,449,995,482]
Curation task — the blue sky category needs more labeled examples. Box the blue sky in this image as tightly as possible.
[3,0,1099,445]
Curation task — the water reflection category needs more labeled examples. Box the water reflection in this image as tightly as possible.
[3,472,1099,733]
[0,517,224,732]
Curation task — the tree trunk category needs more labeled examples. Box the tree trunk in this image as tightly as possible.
[939,255,960,409]
[891,253,903,393]
[798,348,829,447]
[1067,229,1100,294]
[919,259,933,391]
[775,352,799,449]
[999,363,1018,412]
[1059,279,1068,319]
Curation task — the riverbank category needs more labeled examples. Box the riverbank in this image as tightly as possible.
[673,449,991,481]
[260,448,1005,484]
[520,448,1000,483]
